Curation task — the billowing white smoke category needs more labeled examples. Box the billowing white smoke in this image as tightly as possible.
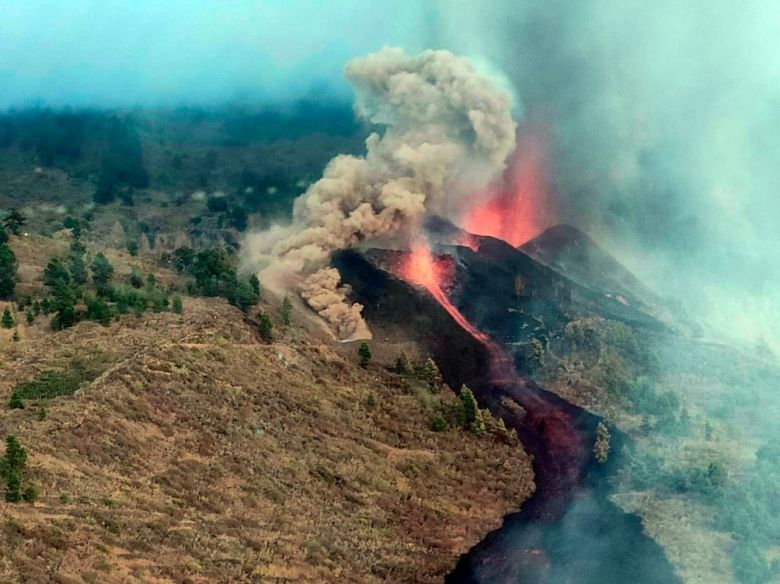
[243,47,516,340]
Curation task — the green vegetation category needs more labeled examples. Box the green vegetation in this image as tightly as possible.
[258,313,274,342]
[94,117,149,204]
[458,384,485,434]
[394,351,412,375]
[0,242,17,298]
[358,342,372,369]
[1,436,28,503]
[281,296,292,326]
[431,412,448,432]
[3,209,25,235]
[416,357,443,392]
[8,391,23,410]
[90,252,114,294]
[172,295,183,314]
[2,306,14,328]
[11,364,89,402]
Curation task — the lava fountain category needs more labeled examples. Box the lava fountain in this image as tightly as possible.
[400,242,490,345]
[461,123,553,246]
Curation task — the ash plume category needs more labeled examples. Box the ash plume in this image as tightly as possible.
[244,47,516,339]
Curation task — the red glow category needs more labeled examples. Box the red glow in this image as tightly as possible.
[461,124,552,246]
[400,243,490,344]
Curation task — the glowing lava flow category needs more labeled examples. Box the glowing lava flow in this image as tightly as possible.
[461,123,552,246]
[401,243,490,344]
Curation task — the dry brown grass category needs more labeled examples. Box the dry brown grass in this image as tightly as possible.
[0,249,533,583]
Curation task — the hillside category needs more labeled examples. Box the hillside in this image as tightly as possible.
[0,235,534,584]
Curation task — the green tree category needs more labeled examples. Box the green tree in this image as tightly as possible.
[249,273,261,297]
[594,422,611,464]
[127,240,138,256]
[458,384,485,434]
[232,278,259,312]
[0,224,7,245]
[172,295,183,314]
[86,296,112,326]
[358,342,372,369]
[417,357,443,392]
[43,258,70,288]
[4,209,25,235]
[191,248,237,298]
[25,309,34,324]
[394,351,412,375]
[90,252,114,294]
[49,284,78,330]
[1,435,28,503]
[68,252,87,287]
[2,306,14,328]
[281,296,292,326]
[0,243,17,298]
[172,246,195,273]
[258,313,274,343]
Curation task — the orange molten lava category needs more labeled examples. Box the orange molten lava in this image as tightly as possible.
[401,243,490,344]
[461,124,552,246]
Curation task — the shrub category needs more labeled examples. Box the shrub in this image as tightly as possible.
[12,366,88,400]
[8,392,23,410]
[2,306,13,328]
[431,412,447,432]
[172,295,183,314]
[21,485,38,504]
[358,342,372,369]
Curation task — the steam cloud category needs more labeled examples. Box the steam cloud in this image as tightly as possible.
[244,47,516,339]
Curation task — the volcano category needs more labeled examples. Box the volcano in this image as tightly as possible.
[332,224,681,584]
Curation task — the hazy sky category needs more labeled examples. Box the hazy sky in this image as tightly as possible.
[0,0,428,107]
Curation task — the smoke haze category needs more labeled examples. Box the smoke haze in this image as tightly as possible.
[2,0,778,347]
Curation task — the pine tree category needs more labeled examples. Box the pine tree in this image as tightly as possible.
[4,209,25,235]
[394,351,412,375]
[0,243,17,299]
[25,310,34,325]
[358,342,372,369]
[258,313,274,343]
[249,273,261,297]
[417,357,443,392]
[2,306,14,328]
[281,296,292,326]
[172,295,183,314]
[2,435,28,503]
[594,422,611,463]
[458,384,485,434]
[90,252,114,294]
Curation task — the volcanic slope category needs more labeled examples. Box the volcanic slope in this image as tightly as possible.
[0,240,533,583]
